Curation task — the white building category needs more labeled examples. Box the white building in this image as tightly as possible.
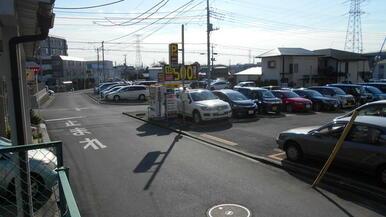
[258,48,320,87]
[86,60,114,82]
[234,67,262,83]
[373,59,386,80]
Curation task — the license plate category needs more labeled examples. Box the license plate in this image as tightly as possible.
[306,104,311,108]
[248,110,254,114]
[272,106,277,111]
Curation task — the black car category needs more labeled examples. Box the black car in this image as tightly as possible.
[234,87,282,114]
[358,82,386,93]
[292,89,340,111]
[327,84,369,105]
[190,81,208,89]
[212,89,257,117]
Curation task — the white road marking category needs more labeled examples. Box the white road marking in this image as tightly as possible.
[45,116,84,122]
[80,138,107,150]
[70,127,91,136]
[65,120,81,127]
[75,108,81,111]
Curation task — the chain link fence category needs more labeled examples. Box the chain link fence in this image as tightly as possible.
[0,141,80,217]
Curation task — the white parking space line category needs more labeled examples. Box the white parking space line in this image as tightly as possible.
[200,134,238,146]
[45,116,84,122]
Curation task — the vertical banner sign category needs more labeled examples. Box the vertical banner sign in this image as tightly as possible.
[169,43,178,67]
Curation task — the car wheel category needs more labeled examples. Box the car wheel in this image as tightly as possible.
[114,95,120,102]
[30,173,52,210]
[313,103,321,112]
[377,165,386,186]
[138,94,146,101]
[285,142,303,162]
[286,104,293,113]
[193,110,202,124]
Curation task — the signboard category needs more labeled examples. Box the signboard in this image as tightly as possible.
[162,64,197,81]
[169,43,178,66]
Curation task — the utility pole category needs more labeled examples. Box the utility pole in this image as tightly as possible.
[206,0,211,88]
[102,41,105,81]
[97,48,100,85]
[181,24,186,123]
[124,54,127,80]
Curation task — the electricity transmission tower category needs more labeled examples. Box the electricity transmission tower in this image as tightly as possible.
[344,0,364,53]
[135,34,143,69]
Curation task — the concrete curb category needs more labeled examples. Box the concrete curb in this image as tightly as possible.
[39,123,51,143]
[86,93,148,106]
[122,112,386,204]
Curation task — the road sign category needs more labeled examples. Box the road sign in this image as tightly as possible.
[162,64,197,81]
[169,43,178,66]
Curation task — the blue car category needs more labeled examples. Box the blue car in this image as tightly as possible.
[363,85,386,101]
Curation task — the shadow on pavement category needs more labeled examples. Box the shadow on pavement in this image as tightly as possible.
[136,122,173,137]
[133,134,183,190]
[280,160,386,216]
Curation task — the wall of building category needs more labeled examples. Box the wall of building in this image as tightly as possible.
[261,56,283,81]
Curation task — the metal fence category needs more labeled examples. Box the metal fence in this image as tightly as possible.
[0,141,80,217]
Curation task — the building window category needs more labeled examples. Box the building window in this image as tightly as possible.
[289,63,298,74]
[294,64,298,73]
[268,60,276,68]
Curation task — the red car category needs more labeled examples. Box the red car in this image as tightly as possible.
[271,90,312,112]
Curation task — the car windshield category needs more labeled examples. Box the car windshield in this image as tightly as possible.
[331,87,346,95]
[241,82,255,87]
[227,92,248,101]
[190,91,218,101]
[259,90,275,98]
[306,90,323,97]
[365,86,382,94]
[355,86,366,94]
[282,92,300,98]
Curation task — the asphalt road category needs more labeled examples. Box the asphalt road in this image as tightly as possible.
[40,91,385,217]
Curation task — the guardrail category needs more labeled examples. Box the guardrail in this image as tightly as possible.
[0,141,81,217]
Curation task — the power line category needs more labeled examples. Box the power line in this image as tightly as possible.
[105,0,170,26]
[106,0,196,42]
[54,9,205,15]
[55,0,127,10]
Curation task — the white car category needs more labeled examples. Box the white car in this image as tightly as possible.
[177,89,232,123]
[105,85,149,102]
[210,80,229,90]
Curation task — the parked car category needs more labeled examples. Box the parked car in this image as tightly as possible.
[210,80,229,90]
[105,85,149,102]
[271,90,312,112]
[261,85,282,90]
[101,85,129,99]
[100,84,129,98]
[327,84,369,105]
[189,81,208,89]
[358,82,386,93]
[177,89,231,123]
[234,81,256,88]
[276,116,386,185]
[334,100,386,120]
[292,88,340,111]
[0,137,57,208]
[309,86,355,109]
[134,81,158,87]
[212,89,257,117]
[94,82,120,94]
[362,85,386,101]
[234,87,282,114]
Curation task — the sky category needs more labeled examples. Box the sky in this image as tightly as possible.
[51,0,386,67]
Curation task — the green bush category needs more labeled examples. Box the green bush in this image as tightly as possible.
[30,110,42,125]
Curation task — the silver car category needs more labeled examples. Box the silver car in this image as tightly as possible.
[0,138,57,208]
[276,116,386,185]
